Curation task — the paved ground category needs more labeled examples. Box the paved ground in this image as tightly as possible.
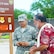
[0,39,16,54]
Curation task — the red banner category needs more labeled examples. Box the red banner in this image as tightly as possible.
[0,0,14,32]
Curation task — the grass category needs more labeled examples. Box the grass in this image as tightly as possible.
[0,35,10,42]
[0,35,10,39]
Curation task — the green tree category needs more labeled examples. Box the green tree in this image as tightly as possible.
[31,0,54,18]
[14,9,33,20]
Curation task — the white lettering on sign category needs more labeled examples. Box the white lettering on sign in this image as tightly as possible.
[0,8,9,13]
[0,2,9,5]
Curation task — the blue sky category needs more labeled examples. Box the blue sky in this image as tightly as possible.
[14,0,34,11]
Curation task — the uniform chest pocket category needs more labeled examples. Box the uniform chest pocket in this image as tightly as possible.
[17,35,21,39]
[26,31,32,35]
[26,35,32,40]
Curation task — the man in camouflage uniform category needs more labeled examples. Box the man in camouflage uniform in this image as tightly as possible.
[13,14,37,54]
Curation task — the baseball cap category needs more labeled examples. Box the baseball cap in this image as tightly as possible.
[18,14,27,22]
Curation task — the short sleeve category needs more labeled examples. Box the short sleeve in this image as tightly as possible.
[40,26,52,45]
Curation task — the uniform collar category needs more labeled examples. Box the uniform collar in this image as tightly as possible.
[19,25,29,33]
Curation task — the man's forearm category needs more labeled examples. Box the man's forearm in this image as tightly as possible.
[34,45,48,51]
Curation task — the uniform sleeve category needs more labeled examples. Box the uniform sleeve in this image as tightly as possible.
[13,30,18,46]
[28,27,38,46]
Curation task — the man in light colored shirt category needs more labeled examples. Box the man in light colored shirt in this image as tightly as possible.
[13,14,37,54]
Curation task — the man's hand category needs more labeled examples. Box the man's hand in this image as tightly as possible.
[29,45,48,54]
[16,42,21,46]
[29,46,37,54]
[17,42,29,46]
[20,42,29,46]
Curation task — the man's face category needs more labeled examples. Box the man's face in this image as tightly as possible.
[33,19,40,29]
[19,20,27,27]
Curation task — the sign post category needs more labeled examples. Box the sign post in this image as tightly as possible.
[0,0,14,54]
[9,33,13,54]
